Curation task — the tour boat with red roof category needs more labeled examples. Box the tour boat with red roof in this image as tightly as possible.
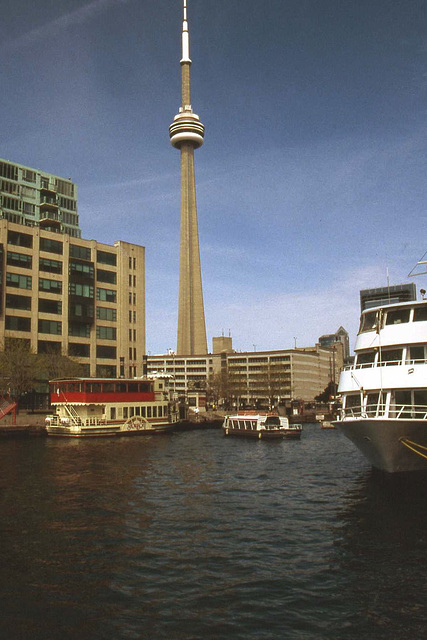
[45,377,180,437]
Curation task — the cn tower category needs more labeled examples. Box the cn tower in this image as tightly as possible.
[169,0,208,355]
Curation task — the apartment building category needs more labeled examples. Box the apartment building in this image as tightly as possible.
[0,220,145,378]
[1,159,81,237]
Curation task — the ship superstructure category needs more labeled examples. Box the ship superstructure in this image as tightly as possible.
[335,298,427,472]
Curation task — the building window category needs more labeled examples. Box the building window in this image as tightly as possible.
[5,316,31,332]
[96,364,116,377]
[69,302,94,318]
[22,202,35,215]
[7,252,32,269]
[69,323,91,338]
[7,230,32,248]
[69,343,90,357]
[5,293,31,311]
[0,162,18,181]
[69,261,94,277]
[39,278,62,294]
[69,283,93,297]
[70,244,91,261]
[38,341,61,354]
[6,273,32,290]
[96,307,117,321]
[55,179,75,198]
[97,269,116,284]
[96,326,117,340]
[39,319,62,335]
[96,345,117,359]
[39,299,62,315]
[22,169,36,183]
[96,288,116,303]
[2,196,20,211]
[39,237,63,255]
[39,258,62,274]
[97,250,117,266]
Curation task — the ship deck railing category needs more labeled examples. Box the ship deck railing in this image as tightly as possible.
[342,403,427,420]
[46,416,108,427]
[343,358,427,371]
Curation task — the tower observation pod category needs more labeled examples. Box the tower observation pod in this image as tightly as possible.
[170,0,208,356]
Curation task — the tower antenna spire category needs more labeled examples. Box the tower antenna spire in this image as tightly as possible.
[181,0,191,63]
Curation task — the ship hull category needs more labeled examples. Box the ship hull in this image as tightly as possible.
[334,418,427,473]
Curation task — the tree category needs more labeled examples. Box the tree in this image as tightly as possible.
[0,338,41,399]
[315,381,338,403]
[39,346,85,381]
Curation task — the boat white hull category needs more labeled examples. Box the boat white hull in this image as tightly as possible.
[334,418,427,473]
[223,427,301,440]
[46,421,178,438]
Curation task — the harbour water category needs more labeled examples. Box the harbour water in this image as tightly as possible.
[1,425,426,639]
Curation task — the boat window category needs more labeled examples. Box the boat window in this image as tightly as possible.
[110,407,116,420]
[409,346,425,362]
[378,348,402,365]
[103,382,115,393]
[414,390,427,412]
[139,383,150,393]
[128,383,138,392]
[90,383,102,393]
[135,406,140,416]
[345,394,361,413]
[413,306,427,322]
[129,407,134,417]
[123,407,128,419]
[141,407,146,417]
[365,392,386,417]
[152,407,157,418]
[117,383,127,393]
[391,390,412,418]
[158,406,163,417]
[356,351,376,366]
[147,407,152,418]
[385,308,410,325]
[359,311,377,333]
[265,416,280,426]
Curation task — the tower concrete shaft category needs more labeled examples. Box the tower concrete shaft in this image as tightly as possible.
[169,0,207,355]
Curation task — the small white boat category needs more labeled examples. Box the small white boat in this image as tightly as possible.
[222,412,302,439]
[45,377,180,437]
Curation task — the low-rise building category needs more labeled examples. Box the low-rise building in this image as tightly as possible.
[147,339,344,411]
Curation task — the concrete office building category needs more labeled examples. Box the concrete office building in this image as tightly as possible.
[0,219,145,378]
[147,340,344,411]
[169,0,207,355]
[1,159,81,237]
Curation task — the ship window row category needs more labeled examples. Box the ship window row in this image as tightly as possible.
[344,390,427,419]
[228,419,258,430]
[120,405,164,420]
[359,306,427,333]
[57,381,152,394]
[355,345,427,368]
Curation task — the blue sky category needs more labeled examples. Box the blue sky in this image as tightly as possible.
[1,0,426,354]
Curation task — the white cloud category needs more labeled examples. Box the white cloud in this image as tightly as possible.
[2,0,130,52]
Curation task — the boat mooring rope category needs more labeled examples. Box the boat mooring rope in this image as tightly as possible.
[400,438,427,461]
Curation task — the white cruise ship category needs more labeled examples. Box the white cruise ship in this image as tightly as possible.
[334,297,427,472]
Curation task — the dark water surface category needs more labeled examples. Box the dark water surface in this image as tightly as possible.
[1,425,426,639]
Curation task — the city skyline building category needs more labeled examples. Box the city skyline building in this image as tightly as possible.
[169,0,208,356]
